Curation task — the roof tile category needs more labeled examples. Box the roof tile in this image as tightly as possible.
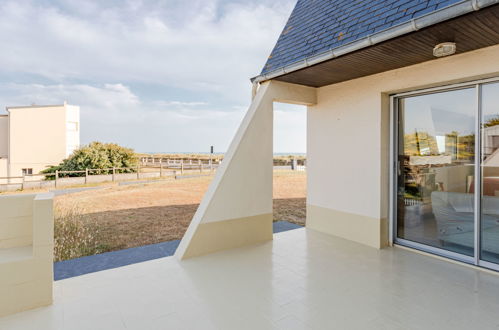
[261,0,463,75]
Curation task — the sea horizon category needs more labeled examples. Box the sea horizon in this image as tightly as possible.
[138,151,306,156]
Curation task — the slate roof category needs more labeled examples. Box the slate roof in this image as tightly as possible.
[261,0,463,75]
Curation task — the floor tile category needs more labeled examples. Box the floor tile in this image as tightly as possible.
[1,228,499,330]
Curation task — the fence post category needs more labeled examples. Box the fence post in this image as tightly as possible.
[210,159,213,172]
[55,170,59,188]
[159,160,163,177]
[199,163,202,173]
[85,168,88,184]
[137,164,140,179]
[112,167,116,182]
[181,163,184,175]
[21,174,25,190]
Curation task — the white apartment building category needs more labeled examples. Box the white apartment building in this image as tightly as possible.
[0,103,80,179]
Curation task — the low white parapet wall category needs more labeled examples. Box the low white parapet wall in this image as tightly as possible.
[0,193,54,317]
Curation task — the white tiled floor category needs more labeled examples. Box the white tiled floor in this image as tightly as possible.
[2,228,499,330]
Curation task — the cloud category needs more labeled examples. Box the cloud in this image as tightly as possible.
[0,83,139,112]
[0,82,247,152]
[152,101,208,107]
[0,0,301,152]
[0,0,293,101]
[274,104,307,153]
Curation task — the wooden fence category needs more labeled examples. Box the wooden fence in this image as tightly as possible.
[0,157,305,192]
[0,162,217,192]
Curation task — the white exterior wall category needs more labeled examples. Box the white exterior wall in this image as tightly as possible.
[307,44,499,248]
[65,105,80,157]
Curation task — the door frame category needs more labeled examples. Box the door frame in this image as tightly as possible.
[389,76,499,272]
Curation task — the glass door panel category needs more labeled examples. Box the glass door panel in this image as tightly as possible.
[480,82,499,264]
[397,88,476,257]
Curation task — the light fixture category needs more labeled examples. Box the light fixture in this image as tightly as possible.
[433,42,456,57]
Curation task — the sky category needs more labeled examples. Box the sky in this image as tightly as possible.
[0,0,306,154]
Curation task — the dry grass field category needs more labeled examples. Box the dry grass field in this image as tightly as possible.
[54,171,306,260]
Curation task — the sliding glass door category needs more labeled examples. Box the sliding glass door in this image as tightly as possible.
[394,79,499,270]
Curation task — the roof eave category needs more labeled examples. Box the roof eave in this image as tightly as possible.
[251,0,499,84]
[6,104,68,111]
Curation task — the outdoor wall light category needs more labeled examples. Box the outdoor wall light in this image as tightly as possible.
[433,42,457,57]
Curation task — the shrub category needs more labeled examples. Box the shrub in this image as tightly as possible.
[54,205,101,261]
[43,141,138,179]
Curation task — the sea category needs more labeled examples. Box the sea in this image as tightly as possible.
[140,152,306,156]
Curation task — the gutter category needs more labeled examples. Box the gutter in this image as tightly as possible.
[251,0,499,86]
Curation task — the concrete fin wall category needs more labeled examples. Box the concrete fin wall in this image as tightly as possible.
[175,81,316,260]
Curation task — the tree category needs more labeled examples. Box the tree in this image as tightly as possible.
[43,142,137,179]
[484,116,499,128]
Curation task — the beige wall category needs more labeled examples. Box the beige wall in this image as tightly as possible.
[307,44,499,248]
[0,193,54,317]
[6,104,79,177]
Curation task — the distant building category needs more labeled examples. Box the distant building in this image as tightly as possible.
[0,103,80,178]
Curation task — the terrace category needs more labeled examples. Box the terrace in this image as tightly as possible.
[2,1,499,328]
[2,228,499,330]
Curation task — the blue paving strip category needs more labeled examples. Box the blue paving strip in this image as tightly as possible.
[54,221,303,280]
[273,220,302,233]
[54,240,181,281]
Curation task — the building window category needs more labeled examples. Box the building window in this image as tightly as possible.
[22,168,33,175]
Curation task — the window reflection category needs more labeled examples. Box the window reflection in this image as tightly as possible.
[397,88,476,256]
[481,82,499,264]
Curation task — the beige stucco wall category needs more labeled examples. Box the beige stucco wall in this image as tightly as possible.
[307,44,499,248]
[6,104,79,177]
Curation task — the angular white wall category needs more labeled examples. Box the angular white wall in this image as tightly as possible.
[175,81,316,259]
